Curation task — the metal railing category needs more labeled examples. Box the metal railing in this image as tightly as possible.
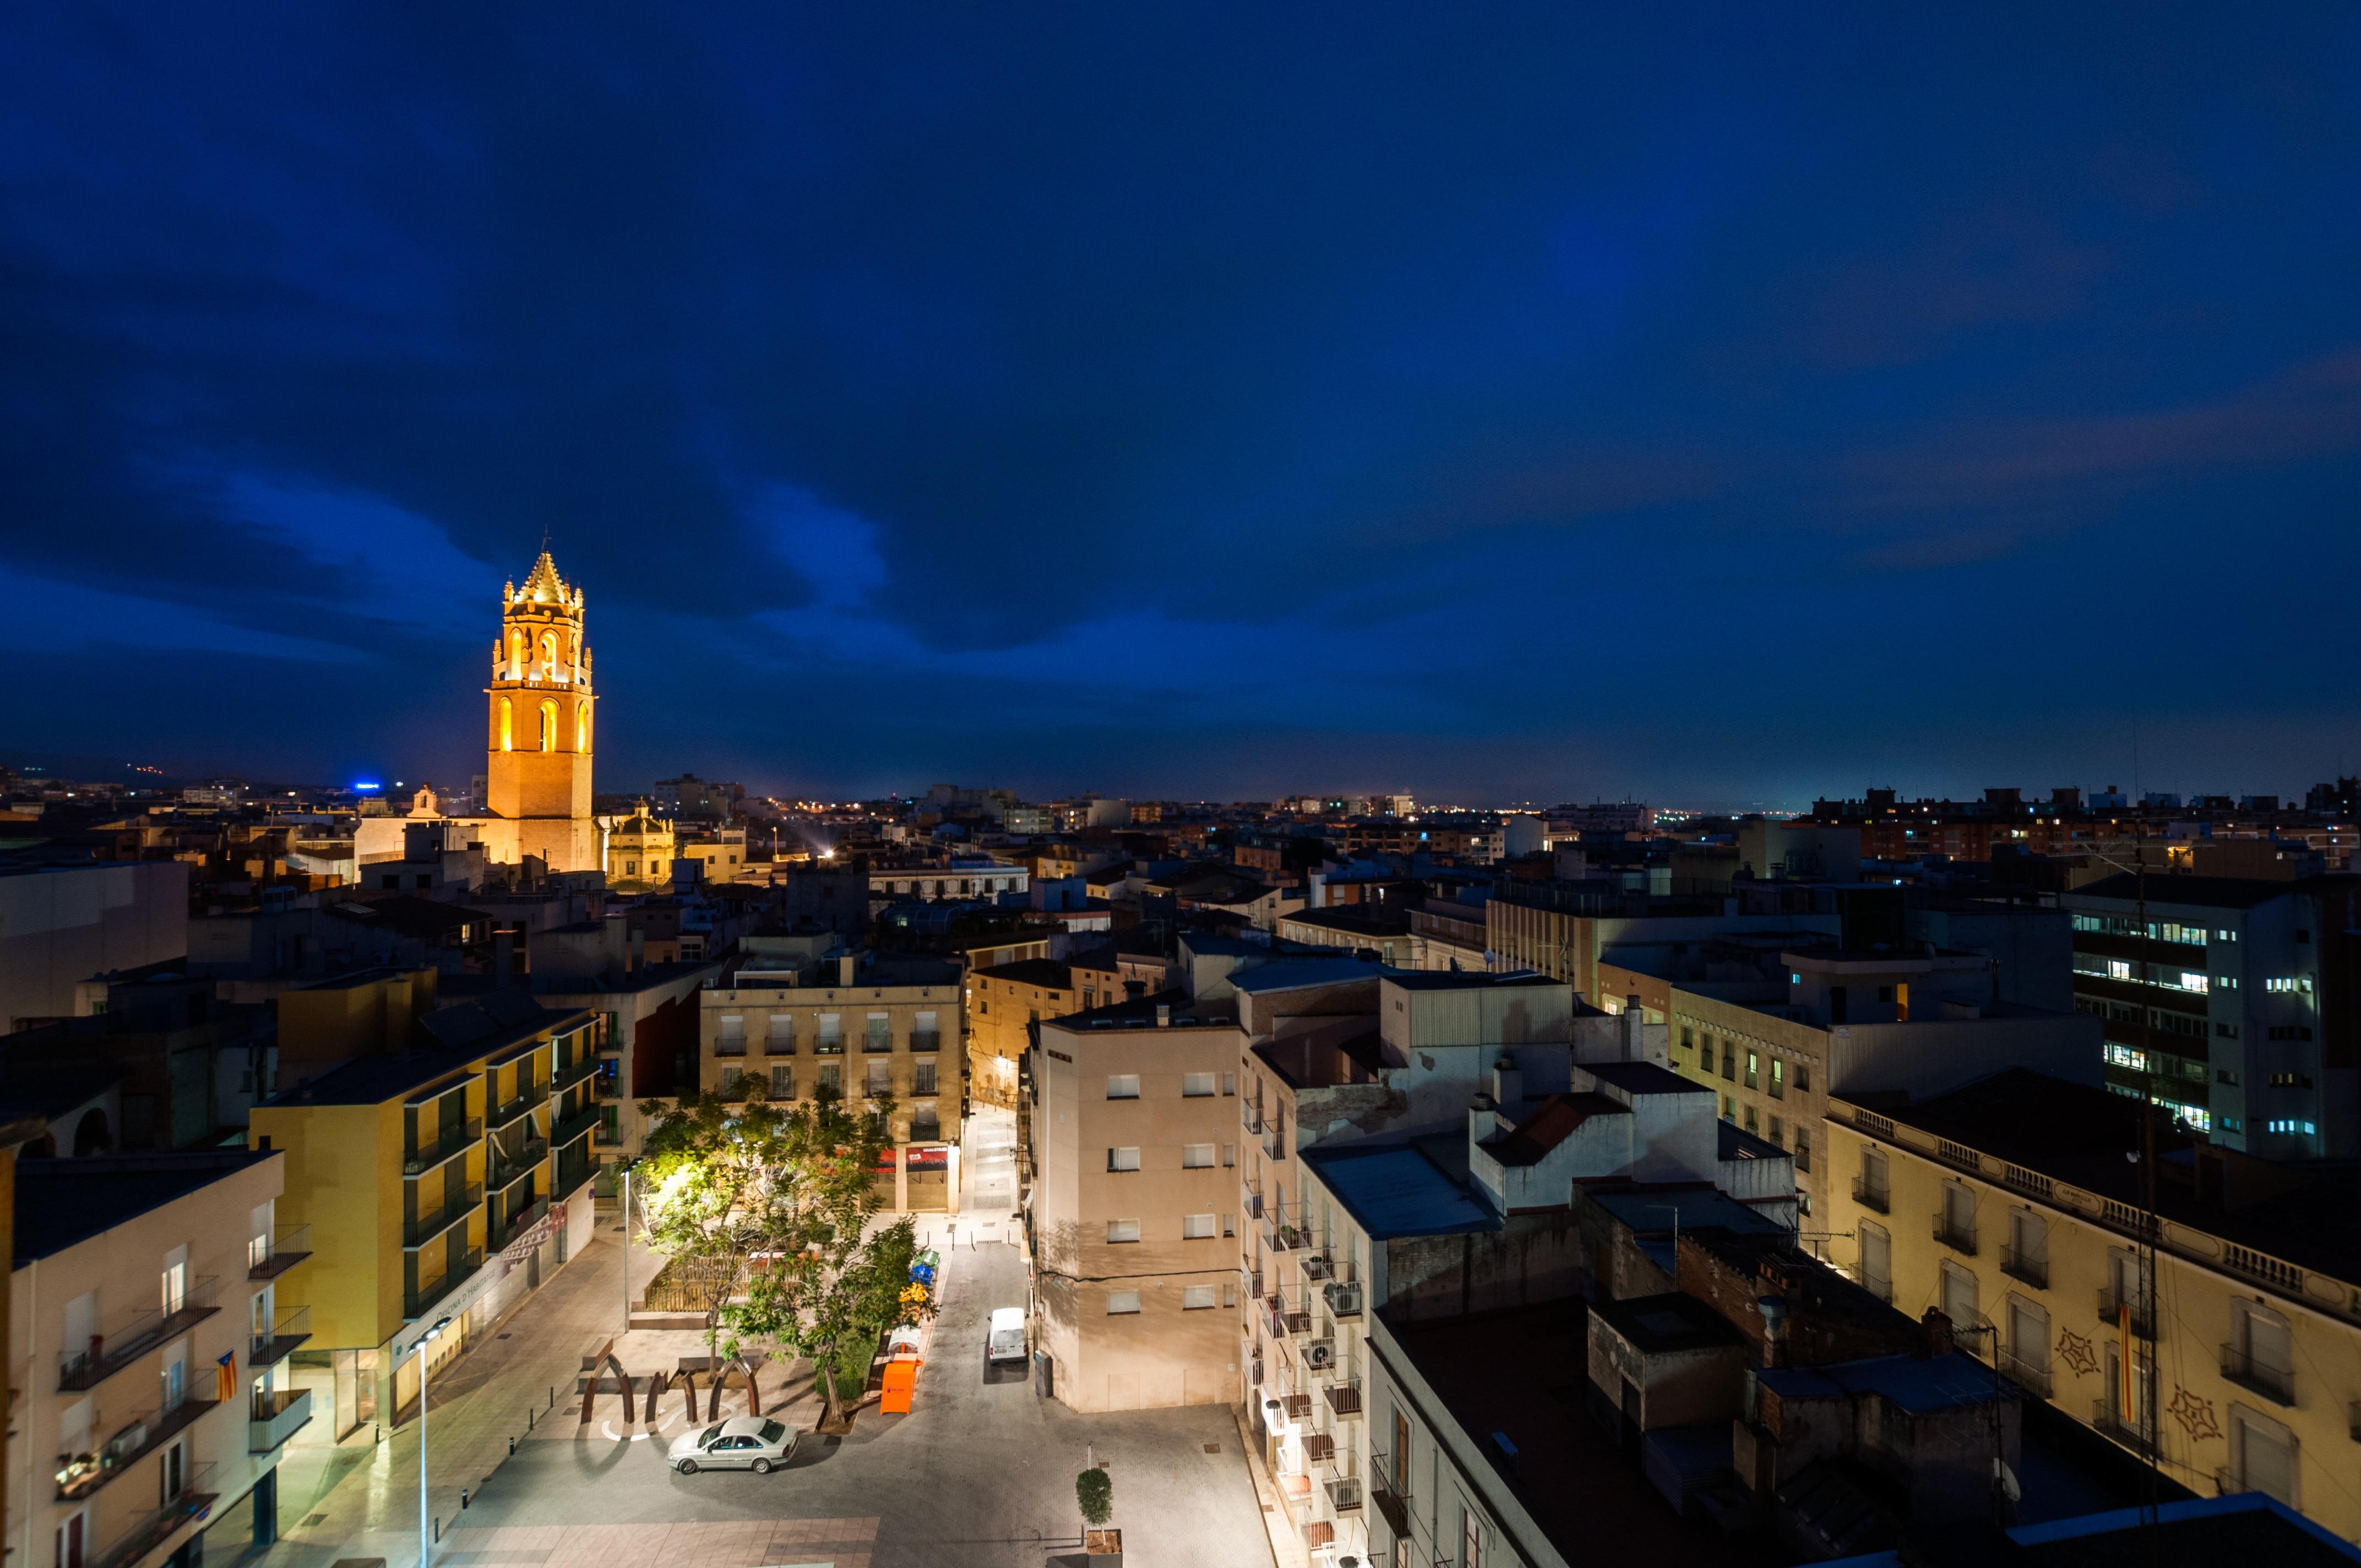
[1243,1103,1267,1135]
[251,1305,312,1366]
[86,1464,216,1568]
[248,1224,312,1281]
[1264,1125,1287,1161]
[1325,1376,1364,1416]
[404,1119,482,1177]
[1932,1211,1978,1256]
[55,1393,216,1500]
[406,1246,486,1319]
[1998,1348,2050,1398]
[1999,1244,2048,1289]
[249,1387,313,1452]
[488,1137,548,1192]
[496,1196,550,1254]
[1852,1178,1889,1214]
[551,1103,602,1148]
[2091,1400,2157,1458]
[813,1033,845,1055]
[553,1053,602,1093]
[2097,1285,2157,1339]
[911,1031,942,1054]
[2221,1343,2295,1407]
[714,1037,748,1058]
[404,1185,482,1248]
[863,1031,894,1054]
[486,1080,548,1130]
[59,1277,221,1391]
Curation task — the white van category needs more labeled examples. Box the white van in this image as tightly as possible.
[987,1307,1027,1364]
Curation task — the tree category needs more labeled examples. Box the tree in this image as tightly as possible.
[633,1086,803,1364]
[1076,1466,1113,1529]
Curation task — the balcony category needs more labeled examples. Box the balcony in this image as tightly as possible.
[248,1224,312,1281]
[250,1305,312,1368]
[1298,1338,1337,1375]
[911,1031,942,1054]
[2097,1286,2157,1340]
[1301,1433,1336,1463]
[406,1246,486,1319]
[552,1103,601,1149]
[1851,1178,1890,1215]
[553,1053,601,1094]
[486,1080,548,1131]
[86,1466,216,1568]
[1372,1457,1412,1539]
[2221,1343,2295,1407]
[1242,1183,1264,1220]
[1932,1212,1978,1256]
[496,1196,550,1254]
[715,1038,747,1058]
[488,1137,549,1193]
[404,1118,482,1178]
[59,1277,221,1392]
[404,1184,482,1249]
[1263,1125,1287,1161]
[250,1387,313,1452]
[2091,1400,2157,1458]
[1301,1253,1334,1283]
[1998,1348,2051,1398]
[2000,1244,2048,1290]
[56,1396,217,1501]
[594,1068,624,1101]
[1325,1377,1364,1417]
[1325,1476,1363,1513]
[813,1035,845,1057]
[1266,1221,1304,1254]
[1243,1103,1266,1135]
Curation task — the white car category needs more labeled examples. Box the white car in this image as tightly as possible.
[987,1306,1027,1364]
[668,1415,796,1474]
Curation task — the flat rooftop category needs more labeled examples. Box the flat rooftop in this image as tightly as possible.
[1302,1139,1498,1240]
[16,1151,281,1262]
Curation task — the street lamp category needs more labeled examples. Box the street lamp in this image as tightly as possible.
[619,1158,643,1331]
[409,1315,453,1568]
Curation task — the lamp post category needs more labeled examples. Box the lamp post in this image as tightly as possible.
[619,1158,644,1331]
[410,1315,453,1568]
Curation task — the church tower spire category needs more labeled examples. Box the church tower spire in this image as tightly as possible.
[483,549,598,869]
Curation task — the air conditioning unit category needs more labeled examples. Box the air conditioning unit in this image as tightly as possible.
[1324,1281,1364,1315]
[1303,1339,1336,1370]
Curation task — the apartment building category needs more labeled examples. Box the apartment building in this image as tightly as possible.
[697,956,960,1202]
[527,921,719,1176]
[1823,1068,2361,1538]
[8,1151,307,1568]
[1029,994,1242,1413]
[966,958,1083,1112]
[2062,874,2361,1156]
[248,993,601,1435]
[1609,945,2096,1220]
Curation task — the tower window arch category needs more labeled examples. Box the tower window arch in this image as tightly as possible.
[574,699,590,753]
[509,630,524,678]
[541,630,558,677]
[498,696,513,752]
[539,699,558,752]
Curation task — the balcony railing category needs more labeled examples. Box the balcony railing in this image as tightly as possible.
[55,1395,216,1500]
[250,1387,313,1452]
[86,1465,216,1568]
[551,1103,601,1148]
[1932,1212,1978,1256]
[1371,1455,1412,1539]
[863,1032,893,1054]
[911,1031,942,1054]
[404,1184,482,1249]
[59,1277,221,1392]
[248,1224,312,1281]
[2221,1343,2295,1407]
[1851,1178,1890,1214]
[1242,1183,1264,1220]
[1266,1221,1304,1254]
[404,1119,482,1177]
[553,1053,602,1093]
[814,1035,845,1056]
[1301,1253,1334,1283]
[251,1305,312,1367]
[1263,1125,1287,1161]
[1325,1476,1363,1513]
[715,1038,747,1058]
[487,1079,549,1131]
[2000,1244,2048,1289]
[1325,1377,1364,1417]
[2098,1285,2157,1339]
[406,1246,486,1320]
[496,1196,550,1254]
[1243,1103,1267,1135]
[1998,1348,2050,1398]
[488,1137,549,1193]
[2091,1401,2157,1458]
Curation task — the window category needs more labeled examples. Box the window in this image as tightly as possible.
[1769,1058,1785,1099]
[766,1015,794,1052]
[1744,1052,1759,1090]
[1107,1219,1141,1244]
[1794,1062,1810,1092]
[1719,1042,1736,1080]
[2008,1297,2049,1382]
[818,1063,840,1095]
[539,697,558,752]
[1940,1261,1980,1337]
[720,1065,744,1095]
[1721,1095,1735,1121]
[1182,1285,1217,1310]
[1108,1147,1141,1172]
[913,1060,937,1096]
[1794,1129,1811,1173]
[1183,1213,1216,1239]
[1106,1291,1141,1315]
[1107,1074,1140,1099]
[866,1060,890,1097]
[1858,1220,1892,1301]
[2233,1407,2299,1509]
[769,1065,793,1099]
[864,1013,891,1052]
[1744,1104,1759,1134]
[815,1014,843,1052]
[1182,1072,1216,1097]
[1768,1115,1783,1147]
[1183,1143,1216,1169]
[1222,1072,1237,1096]
[1222,1142,1237,1167]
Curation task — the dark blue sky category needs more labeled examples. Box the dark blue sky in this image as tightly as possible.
[6,8,2360,809]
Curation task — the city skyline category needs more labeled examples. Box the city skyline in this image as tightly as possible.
[7,10,2361,805]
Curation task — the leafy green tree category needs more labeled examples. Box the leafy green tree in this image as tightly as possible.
[633,1086,802,1362]
[1077,1466,1113,1529]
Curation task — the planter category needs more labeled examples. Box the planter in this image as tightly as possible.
[1083,1527,1122,1559]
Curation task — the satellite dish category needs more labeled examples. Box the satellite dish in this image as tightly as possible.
[1993,1457,2021,1505]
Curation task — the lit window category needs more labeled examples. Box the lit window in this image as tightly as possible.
[1106,1219,1141,1244]
[1106,1291,1141,1314]
[1108,1147,1141,1172]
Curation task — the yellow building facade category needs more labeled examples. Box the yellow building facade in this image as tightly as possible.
[1823,1074,2361,1540]
[249,1002,602,1429]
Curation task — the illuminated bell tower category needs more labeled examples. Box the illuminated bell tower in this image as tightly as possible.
[483,550,597,869]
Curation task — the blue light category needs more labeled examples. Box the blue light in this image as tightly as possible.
[354,780,382,792]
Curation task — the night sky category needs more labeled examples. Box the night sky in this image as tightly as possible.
[6,9,2360,808]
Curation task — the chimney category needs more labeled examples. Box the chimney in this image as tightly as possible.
[1918,1308,1954,1359]
[839,953,856,987]
[1156,1003,1171,1027]
[1490,1053,1523,1106]
[494,925,515,981]
[1621,998,1644,1061]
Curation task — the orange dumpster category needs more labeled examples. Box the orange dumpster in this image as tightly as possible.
[879,1357,921,1414]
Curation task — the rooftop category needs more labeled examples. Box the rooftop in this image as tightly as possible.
[1760,1348,2010,1417]
[1480,1092,1628,1165]
[1593,1291,1751,1355]
[1301,1139,1498,1239]
[973,957,1074,989]
[1228,957,1393,995]
[15,1151,281,1263]
[1383,970,1566,992]
[1282,906,1413,938]
[2068,873,2352,911]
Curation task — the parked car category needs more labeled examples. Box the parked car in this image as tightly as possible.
[668,1415,796,1474]
[988,1306,1027,1365]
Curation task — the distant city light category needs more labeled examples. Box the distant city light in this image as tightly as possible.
[355,781,382,791]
